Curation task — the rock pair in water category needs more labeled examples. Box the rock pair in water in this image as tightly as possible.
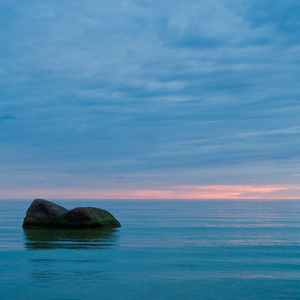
[23,199,121,229]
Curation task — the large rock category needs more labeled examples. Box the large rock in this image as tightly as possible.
[23,199,121,229]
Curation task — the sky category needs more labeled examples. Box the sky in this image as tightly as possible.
[1,0,300,200]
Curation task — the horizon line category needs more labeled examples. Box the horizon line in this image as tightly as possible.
[1,184,300,200]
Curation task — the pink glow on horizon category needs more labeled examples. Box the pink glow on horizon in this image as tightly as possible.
[2,184,300,200]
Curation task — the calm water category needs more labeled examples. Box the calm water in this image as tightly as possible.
[1,199,300,299]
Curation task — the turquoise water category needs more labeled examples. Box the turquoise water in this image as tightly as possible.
[1,200,300,299]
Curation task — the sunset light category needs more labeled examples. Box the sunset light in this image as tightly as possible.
[3,185,300,200]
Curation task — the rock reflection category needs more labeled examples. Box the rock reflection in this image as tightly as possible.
[23,228,119,250]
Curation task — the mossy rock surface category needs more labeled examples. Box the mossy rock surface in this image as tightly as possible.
[23,199,121,229]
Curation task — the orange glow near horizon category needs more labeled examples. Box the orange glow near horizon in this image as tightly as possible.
[2,184,300,200]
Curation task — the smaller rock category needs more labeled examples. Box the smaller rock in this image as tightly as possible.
[23,199,121,229]
[63,207,121,228]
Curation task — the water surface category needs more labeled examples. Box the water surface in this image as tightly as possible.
[1,199,300,299]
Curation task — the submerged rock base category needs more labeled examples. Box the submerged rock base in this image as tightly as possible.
[23,199,121,229]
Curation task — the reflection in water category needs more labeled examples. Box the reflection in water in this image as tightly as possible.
[23,228,119,250]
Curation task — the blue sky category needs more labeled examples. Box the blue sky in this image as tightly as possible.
[1,0,300,199]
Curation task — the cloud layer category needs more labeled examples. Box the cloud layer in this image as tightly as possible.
[1,0,300,198]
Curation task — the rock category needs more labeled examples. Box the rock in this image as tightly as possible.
[23,199,68,227]
[63,207,121,228]
[23,199,121,229]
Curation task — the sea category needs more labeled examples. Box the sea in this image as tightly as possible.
[1,199,300,300]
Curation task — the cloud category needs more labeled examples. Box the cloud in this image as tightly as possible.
[1,0,300,198]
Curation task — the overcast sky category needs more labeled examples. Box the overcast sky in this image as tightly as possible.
[1,0,300,199]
